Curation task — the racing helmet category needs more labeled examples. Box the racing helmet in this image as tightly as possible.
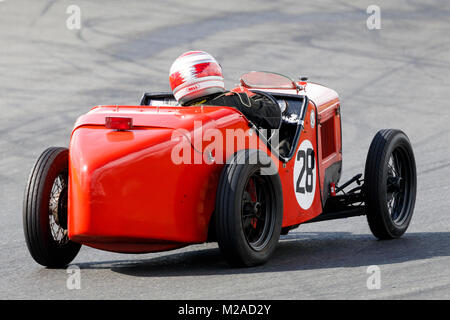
[169,51,225,105]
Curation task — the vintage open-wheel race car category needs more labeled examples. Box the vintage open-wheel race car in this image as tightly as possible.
[23,71,417,267]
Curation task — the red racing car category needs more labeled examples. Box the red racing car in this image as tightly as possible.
[23,71,417,267]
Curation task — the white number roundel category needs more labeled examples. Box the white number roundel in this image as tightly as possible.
[293,139,316,210]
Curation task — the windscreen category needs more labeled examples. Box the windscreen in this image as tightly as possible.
[240,71,296,89]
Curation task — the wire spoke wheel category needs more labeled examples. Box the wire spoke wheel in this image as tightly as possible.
[364,129,417,239]
[23,147,81,267]
[215,149,283,267]
[241,172,275,251]
[48,173,69,246]
[386,149,411,225]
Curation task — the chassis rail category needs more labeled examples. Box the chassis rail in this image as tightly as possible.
[304,173,366,224]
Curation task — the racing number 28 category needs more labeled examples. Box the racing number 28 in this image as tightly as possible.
[296,148,315,194]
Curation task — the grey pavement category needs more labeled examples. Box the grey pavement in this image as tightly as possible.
[0,0,449,299]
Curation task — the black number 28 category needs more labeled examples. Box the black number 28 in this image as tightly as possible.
[296,148,315,194]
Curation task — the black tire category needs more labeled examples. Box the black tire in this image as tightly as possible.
[364,129,417,239]
[215,149,283,267]
[23,147,81,267]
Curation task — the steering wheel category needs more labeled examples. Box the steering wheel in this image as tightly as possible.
[248,90,283,145]
[248,90,283,132]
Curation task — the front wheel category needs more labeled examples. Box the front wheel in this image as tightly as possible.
[364,129,417,239]
[215,149,283,267]
[23,147,81,267]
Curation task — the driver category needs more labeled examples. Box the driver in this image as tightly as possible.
[169,51,281,129]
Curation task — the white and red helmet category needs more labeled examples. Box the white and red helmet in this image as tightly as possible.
[169,51,225,105]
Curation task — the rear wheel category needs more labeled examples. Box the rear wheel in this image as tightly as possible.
[364,130,417,239]
[215,149,283,267]
[23,147,81,267]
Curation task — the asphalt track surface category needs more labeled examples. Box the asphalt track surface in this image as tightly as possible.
[1,0,449,299]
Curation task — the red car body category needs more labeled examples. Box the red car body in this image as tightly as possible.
[67,76,342,254]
